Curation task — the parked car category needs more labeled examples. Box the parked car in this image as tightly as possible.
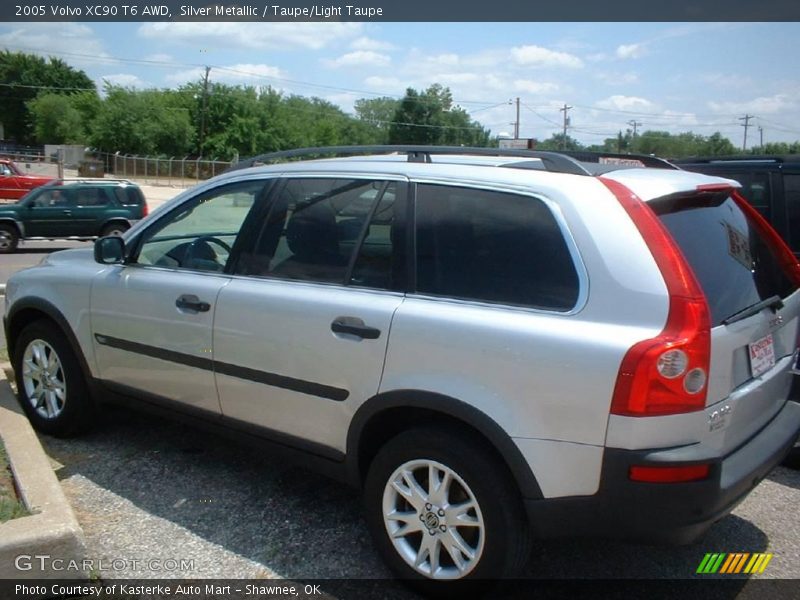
[5,146,800,592]
[0,157,55,200]
[0,178,148,253]
[673,155,800,256]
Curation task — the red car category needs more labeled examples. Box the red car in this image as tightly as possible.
[0,158,56,200]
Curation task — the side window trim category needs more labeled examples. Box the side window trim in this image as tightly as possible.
[343,181,390,285]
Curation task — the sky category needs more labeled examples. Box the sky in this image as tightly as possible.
[2,21,800,148]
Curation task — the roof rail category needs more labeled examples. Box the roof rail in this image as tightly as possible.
[672,155,797,164]
[229,145,594,176]
[556,150,679,170]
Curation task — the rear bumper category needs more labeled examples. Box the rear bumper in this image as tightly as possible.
[525,400,800,544]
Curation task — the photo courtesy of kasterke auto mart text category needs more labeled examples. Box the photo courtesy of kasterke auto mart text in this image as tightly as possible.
[5,146,800,594]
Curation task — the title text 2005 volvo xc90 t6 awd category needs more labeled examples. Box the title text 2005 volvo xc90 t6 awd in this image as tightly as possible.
[5,147,800,592]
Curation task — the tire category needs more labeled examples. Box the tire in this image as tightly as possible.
[0,223,19,253]
[12,320,95,437]
[364,427,531,595]
[100,222,129,238]
[783,444,800,470]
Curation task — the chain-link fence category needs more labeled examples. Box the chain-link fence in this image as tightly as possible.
[94,152,236,187]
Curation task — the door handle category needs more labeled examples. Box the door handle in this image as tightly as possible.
[176,294,211,313]
[62,210,72,215]
[331,317,381,340]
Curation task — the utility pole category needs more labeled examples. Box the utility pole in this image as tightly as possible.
[199,66,211,157]
[739,114,753,152]
[514,97,520,139]
[560,103,572,149]
[627,119,642,138]
[758,126,764,149]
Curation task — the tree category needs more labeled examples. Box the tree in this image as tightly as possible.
[0,51,96,144]
[354,96,400,143]
[90,85,193,155]
[388,84,489,146]
[536,133,582,151]
[27,93,84,144]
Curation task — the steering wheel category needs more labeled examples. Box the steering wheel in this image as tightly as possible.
[184,236,233,270]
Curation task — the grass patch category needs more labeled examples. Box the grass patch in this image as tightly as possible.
[0,345,8,363]
[0,440,29,522]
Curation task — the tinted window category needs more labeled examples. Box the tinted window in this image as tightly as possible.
[784,174,800,252]
[74,187,109,206]
[415,184,580,310]
[136,180,264,272]
[239,178,393,286]
[114,186,143,205]
[655,193,796,326]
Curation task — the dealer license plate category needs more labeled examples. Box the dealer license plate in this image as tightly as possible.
[749,334,776,378]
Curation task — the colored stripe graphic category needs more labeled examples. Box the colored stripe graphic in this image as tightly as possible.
[697,553,773,574]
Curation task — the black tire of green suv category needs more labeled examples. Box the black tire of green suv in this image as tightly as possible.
[0,223,19,254]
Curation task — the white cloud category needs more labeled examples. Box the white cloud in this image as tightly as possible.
[350,36,395,51]
[510,45,583,69]
[594,72,639,85]
[596,95,655,111]
[0,23,107,69]
[513,80,559,95]
[99,74,150,89]
[324,51,391,69]
[164,64,284,86]
[616,43,645,59]
[363,76,404,90]
[138,22,363,51]
[708,94,796,115]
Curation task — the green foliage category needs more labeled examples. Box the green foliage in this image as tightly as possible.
[27,93,85,144]
[388,84,490,146]
[0,51,96,144]
[536,133,582,151]
[90,85,194,156]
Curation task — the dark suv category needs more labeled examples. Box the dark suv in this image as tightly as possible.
[0,178,148,253]
[674,155,800,256]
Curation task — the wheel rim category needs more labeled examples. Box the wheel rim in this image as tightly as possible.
[382,459,485,579]
[0,230,12,249]
[106,228,124,237]
[21,339,67,419]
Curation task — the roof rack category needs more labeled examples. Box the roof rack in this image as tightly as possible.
[556,150,678,170]
[229,145,595,176]
[672,155,799,164]
[55,177,135,185]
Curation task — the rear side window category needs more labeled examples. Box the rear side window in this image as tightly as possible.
[654,193,796,327]
[114,186,143,205]
[74,187,109,206]
[414,184,580,311]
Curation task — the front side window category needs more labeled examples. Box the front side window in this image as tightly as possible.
[135,180,265,272]
[238,178,399,288]
[415,184,580,311]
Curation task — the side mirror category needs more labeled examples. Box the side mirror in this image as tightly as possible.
[94,236,125,264]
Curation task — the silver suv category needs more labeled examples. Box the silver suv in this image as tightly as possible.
[5,146,800,590]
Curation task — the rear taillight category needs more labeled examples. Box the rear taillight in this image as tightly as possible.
[142,202,149,217]
[601,178,711,416]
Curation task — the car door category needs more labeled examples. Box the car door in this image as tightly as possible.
[70,186,111,236]
[21,187,81,237]
[214,177,407,455]
[90,178,270,413]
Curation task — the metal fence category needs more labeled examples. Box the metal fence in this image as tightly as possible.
[95,152,235,187]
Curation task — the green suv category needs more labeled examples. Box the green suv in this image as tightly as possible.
[0,178,148,253]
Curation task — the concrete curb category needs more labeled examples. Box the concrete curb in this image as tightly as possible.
[0,364,87,579]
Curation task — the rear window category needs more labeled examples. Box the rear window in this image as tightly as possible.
[653,193,796,326]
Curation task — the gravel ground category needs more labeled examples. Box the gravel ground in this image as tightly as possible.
[35,404,800,595]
